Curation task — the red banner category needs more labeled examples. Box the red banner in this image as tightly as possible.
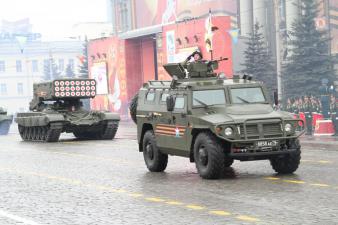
[134,0,237,28]
[88,37,128,116]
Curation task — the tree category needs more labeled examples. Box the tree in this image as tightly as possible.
[283,0,336,98]
[241,22,277,93]
[43,58,60,81]
[66,64,75,78]
[78,38,89,78]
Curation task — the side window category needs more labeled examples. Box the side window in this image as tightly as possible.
[174,97,185,110]
[146,91,155,102]
[161,92,169,102]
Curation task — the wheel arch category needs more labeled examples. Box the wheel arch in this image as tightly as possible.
[189,128,231,162]
[189,128,209,162]
[139,123,154,152]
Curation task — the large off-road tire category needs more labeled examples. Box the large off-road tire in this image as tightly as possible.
[270,141,301,174]
[142,130,168,172]
[193,132,225,179]
[129,94,138,124]
[224,158,234,167]
[0,120,11,135]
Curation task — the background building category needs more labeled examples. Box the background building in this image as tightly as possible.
[0,19,83,114]
[71,22,114,41]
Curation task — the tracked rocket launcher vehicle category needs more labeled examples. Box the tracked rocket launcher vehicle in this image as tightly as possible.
[16,79,120,142]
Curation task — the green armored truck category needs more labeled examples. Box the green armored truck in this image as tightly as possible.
[130,58,305,179]
[16,79,120,142]
[0,107,13,135]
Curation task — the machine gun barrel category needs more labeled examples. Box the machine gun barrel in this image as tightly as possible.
[218,57,228,61]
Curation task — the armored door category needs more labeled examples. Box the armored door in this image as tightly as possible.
[155,93,189,156]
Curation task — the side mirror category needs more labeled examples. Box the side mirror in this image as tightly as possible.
[166,95,175,112]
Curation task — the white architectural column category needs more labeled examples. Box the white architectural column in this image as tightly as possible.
[253,0,267,39]
[240,0,253,37]
[285,0,299,37]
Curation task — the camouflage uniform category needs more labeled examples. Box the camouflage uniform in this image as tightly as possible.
[286,100,293,113]
[311,98,320,113]
[292,101,300,116]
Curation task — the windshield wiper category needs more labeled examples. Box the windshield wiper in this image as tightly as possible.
[193,98,209,108]
[236,96,250,103]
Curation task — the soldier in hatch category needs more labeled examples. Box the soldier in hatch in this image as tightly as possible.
[183,50,203,65]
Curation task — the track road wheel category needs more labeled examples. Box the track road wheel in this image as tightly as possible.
[129,94,138,124]
[270,149,301,174]
[142,130,168,172]
[194,132,225,179]
[45,126,61,142]
[23,127,29,140]
[32,127,37,140]
[27,127,33,140]
[73,130,85,139]
[41,127,47,141]
[97,121,119,140]
[37,127,44,141]
[18,125,25,140]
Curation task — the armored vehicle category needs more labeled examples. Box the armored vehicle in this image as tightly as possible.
[0,107,13,135]
[16,79,120,142]
[130,58,305,179]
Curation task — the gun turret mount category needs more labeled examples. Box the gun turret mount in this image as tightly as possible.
[163,57,228,79]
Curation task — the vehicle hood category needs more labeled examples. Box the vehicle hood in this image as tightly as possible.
[190,104,293,126]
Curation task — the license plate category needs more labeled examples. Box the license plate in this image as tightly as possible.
[256,140,279,147]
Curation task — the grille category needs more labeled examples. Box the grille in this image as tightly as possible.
[240,125,258,135]
[240,122,282,139]
[263,123,282,134]
[240,124,259,139]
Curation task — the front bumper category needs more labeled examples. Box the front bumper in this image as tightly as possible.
[216,117,305,143]
[229,145,298,158]
[228,138,300,160]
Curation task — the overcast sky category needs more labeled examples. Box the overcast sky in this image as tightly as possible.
[0,0,108,40]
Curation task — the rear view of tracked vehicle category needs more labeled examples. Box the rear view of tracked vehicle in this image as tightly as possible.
[15,79,120,142]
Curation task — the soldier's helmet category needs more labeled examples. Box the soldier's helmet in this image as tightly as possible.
[192,50,203,59]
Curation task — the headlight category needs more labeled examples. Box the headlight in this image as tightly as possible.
[224,127,233,136]
[284,123,292,133]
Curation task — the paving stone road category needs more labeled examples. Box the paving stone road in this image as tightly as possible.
[0,122,338,225]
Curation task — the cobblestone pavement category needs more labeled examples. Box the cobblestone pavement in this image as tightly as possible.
[0,122,338,225]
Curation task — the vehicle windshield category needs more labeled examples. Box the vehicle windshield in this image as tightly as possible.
[230,87,266,104]
[193,89,226,107]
